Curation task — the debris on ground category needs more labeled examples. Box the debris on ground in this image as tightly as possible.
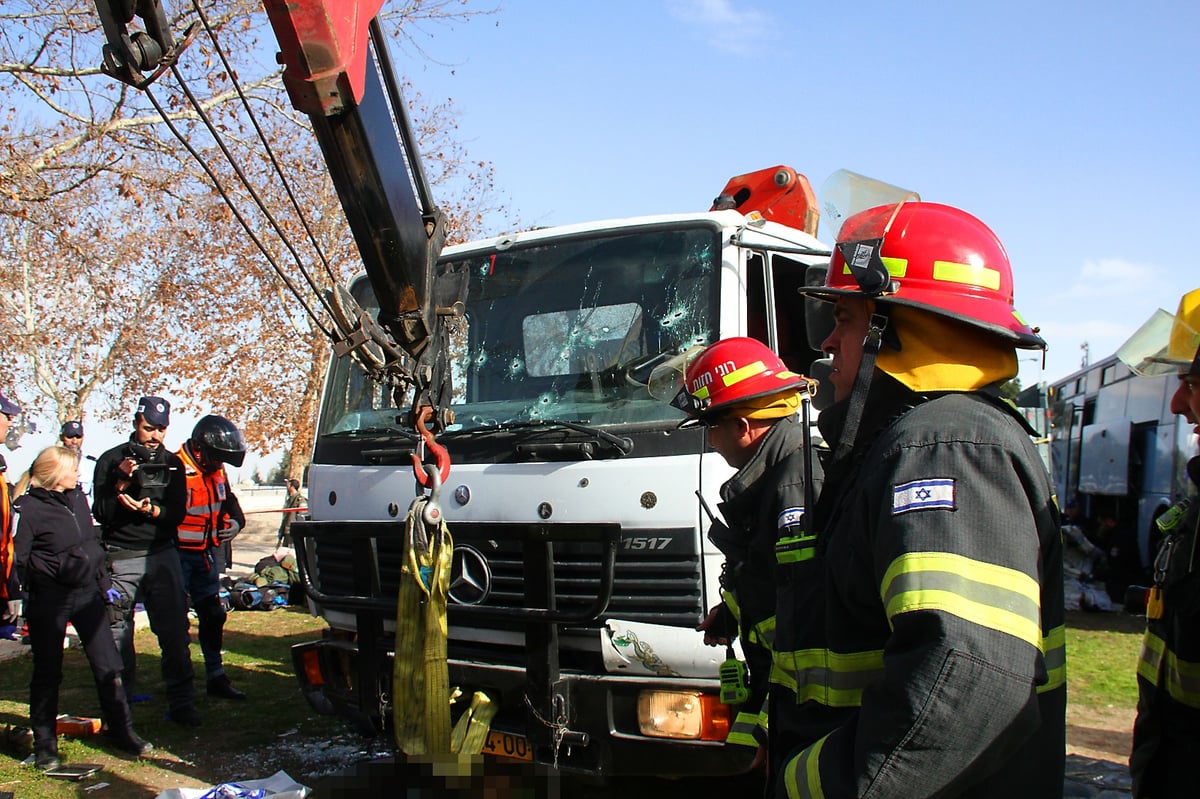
[154,769,309,799]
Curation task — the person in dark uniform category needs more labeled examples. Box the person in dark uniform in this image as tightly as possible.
[773,200,1066,797]
[670,337,820,765]
[92,395,200,726]
[59,420,84,453]
[1119,287,1200,798]
[14,446,152,771]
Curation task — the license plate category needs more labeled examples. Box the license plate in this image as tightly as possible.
[483,730,533,762]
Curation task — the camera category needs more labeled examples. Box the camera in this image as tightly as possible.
[124,442,170,490]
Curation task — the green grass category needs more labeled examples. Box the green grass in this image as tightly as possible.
[0,606,1152,796]
[1065,610,1144,712]
[0,606,353,799]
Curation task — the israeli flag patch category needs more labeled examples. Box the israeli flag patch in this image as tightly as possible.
[778,507,805,530]
[892,479,956,515]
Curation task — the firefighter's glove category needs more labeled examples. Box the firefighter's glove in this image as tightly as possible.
[696,602,738,647]
[105,589,122,605]
[217,519,242,544]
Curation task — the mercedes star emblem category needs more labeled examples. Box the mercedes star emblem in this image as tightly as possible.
[448,544,492,605]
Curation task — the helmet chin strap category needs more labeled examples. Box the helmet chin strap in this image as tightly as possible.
[832,312,889,464]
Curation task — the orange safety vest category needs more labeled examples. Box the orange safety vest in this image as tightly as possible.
[176,445,228,551]
[0,478,12,599]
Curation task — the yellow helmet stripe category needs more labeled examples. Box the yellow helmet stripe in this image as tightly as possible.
[932,259,1001,291]
[721,360,768,386]
[840,256,908,278]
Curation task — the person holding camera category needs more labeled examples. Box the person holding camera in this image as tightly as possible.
[92,396,200,726]
[175,415,248,701]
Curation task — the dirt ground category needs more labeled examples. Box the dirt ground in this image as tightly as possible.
[1068,703,1133,763]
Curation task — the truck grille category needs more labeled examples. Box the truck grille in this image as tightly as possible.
[304,522,703,628]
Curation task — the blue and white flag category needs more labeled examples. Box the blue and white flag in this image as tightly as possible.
[892,478,956,515]
[778,507,806,531]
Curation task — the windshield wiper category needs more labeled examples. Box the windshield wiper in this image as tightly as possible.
[447,419,634,458]
[324,426,418,439]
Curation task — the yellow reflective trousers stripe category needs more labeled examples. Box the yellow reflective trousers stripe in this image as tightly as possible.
[880,551,1042,648]
[1139,630,1200,709]
[784,734,828,799]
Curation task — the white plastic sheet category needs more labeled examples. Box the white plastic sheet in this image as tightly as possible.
[154,769,309,799]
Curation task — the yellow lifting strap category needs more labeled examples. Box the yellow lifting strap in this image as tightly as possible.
[392,495,498,756]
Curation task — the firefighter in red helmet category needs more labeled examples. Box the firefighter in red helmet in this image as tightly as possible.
[667,337,821,770]
[770,200,1066,797]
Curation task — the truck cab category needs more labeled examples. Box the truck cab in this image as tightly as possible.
[291,208,830,776]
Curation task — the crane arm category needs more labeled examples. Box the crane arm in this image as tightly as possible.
[262,0,452,360]
[91,0,467,422]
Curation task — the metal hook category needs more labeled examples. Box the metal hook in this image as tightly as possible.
[410,407,451,492]
[420,463,443,527]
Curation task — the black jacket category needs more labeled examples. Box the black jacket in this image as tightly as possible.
[92,438,186,553]
[709,413,820,748]
[772,375,1066,798]
[15,486,110,592]
[1130,456,1200,797]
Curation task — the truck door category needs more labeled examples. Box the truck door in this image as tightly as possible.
[745,251,821,376]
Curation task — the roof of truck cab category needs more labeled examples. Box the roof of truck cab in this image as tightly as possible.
[441,209,831,258]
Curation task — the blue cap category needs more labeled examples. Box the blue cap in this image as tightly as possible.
[61,420,84,438]
[0,391,21,417]
[136,396,170,427]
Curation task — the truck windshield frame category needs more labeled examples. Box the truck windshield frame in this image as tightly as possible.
[318,223,722,438]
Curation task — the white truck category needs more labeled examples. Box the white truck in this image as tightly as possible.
[91,0,833,778]
[291,181,832,777]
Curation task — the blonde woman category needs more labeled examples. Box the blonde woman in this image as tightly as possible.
[13,446,151,771]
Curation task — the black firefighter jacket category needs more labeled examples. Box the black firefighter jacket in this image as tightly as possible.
[709,413,821,749]
[1130,455,1200,798]
[771,375,1066,798]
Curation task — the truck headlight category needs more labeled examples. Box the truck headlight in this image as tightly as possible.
[637,690,730,741]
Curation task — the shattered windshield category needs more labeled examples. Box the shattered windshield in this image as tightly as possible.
[319,224,720,436]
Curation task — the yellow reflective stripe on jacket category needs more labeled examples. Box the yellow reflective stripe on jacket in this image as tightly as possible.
[722,589,740,620]
[726,708,763,748]
[1139,630,1200,709]
[769,648,885,707]
[722,589,777,650]
[1040,624,1067,693]
[748,615,775,649]
[880,551,1042,648]
[784,734,828,799]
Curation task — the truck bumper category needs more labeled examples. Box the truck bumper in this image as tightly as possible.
[291,636,756,778]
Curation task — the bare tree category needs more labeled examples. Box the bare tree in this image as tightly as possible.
[0,0,510,478]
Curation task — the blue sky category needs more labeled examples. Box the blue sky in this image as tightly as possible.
[10,1,1198,475]
[403,0,1200,389]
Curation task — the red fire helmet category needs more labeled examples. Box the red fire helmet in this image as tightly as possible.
[670,337,805,420]
[801,201,1044,349]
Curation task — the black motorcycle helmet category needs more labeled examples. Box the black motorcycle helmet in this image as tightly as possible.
[191,414,247,468]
